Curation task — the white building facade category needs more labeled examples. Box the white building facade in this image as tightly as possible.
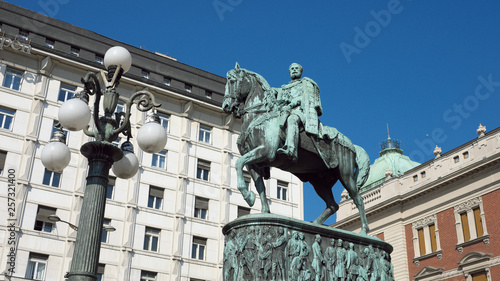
[0,3,303,280]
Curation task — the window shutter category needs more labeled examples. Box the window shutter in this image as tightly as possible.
[37,206,56,222]
[0,151,6,170]
[193,236,206,245]
[149,186,164,198]
[195,197,209,210]
[461,212,470,241]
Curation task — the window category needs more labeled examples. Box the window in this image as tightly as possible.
[140,270,157,281]
[58,84,76,102]
[115,101,125,114]
[461,212,471,242]
[95,55,103,64]
[141,71,149,79]
[34,205,56,233]
[25,253,48,280]
[148,186,163,209]
[196,160,210,181]
[473,207,484,237]
[101,219,111,243]
[454,197,488,248]
[412,215,440,260]
[0,107,15,130]
[159,113,170,132]
[191,236,206,260]
[106,176,115,199]
[471,271,488,281]
[151,150,167,169]
[194,197,209,219]
[277,181,288,201]
[413,175,418,182]
[42,169,61,187]
[70,47,79,56]
[416,224,437,256]
[0,150,6,174]
[205,90,212,99]
[144,227,160,252]
[96,264,105,281]
[457,253,492,281]
[238,206,251,217]
[112,137,121,147]
[460,207,484,243]
[18,30,29,41]
[420,171,426,179]
[185,84,192,93]
[45,38,54,49]
[51,120,68,137]
[454,156,460,163]
[198,125,211,144]
[3,67,23,90]
[463,151,469,159]
[163,77,171,86]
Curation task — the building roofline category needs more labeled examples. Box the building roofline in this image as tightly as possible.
[402,126,500,176]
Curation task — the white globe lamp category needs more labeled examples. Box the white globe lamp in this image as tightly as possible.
[41,129,71,172]
[104,46,132,73]
[137,112,167,154]
[112,141,139,179]
[58,98,91,131]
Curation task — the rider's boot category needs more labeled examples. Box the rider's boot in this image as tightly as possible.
[277,116,299,162]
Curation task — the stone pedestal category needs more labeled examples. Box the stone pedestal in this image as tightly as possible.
[222,214,394,281]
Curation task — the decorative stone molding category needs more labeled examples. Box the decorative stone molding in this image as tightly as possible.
[412,215,441,260]
[454,197,481,213]
[412,215,437,229]
[477,124,486,137]
[458,252,491,281]
[414,266,444,280]
[433,145,442,158]
[455,235,490,254]
[385,168,393,179]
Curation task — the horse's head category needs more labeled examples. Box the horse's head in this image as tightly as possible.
[222,62,253,114]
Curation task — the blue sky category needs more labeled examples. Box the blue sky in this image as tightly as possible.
[10,1,500,225]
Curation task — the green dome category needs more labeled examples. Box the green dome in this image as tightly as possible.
[361,137,420,191]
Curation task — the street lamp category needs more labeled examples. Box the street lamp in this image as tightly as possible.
[48,214,117,233]
[41,46,167,281]
[47,214,78,231]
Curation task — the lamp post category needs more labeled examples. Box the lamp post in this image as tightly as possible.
[41,46,167,281]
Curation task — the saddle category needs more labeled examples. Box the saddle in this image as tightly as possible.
[279,127,340,169]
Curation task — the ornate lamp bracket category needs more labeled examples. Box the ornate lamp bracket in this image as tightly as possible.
[80,67,161,143]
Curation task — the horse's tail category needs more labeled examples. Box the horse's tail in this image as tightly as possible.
[354,144,370,188]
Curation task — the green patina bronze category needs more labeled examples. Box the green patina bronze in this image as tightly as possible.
[222,214,394,280]
[222,63,371,234]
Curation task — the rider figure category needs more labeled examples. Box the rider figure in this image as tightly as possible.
[277,63,323,162]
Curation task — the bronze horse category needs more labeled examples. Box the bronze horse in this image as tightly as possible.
[222,64,371,233]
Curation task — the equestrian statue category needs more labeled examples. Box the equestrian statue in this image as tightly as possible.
[222,63,371,234]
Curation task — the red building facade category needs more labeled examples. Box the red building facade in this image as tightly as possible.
[334,127,500,281]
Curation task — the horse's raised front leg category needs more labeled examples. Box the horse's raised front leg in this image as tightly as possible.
[248,166,270,213]
[235,145,272,212]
